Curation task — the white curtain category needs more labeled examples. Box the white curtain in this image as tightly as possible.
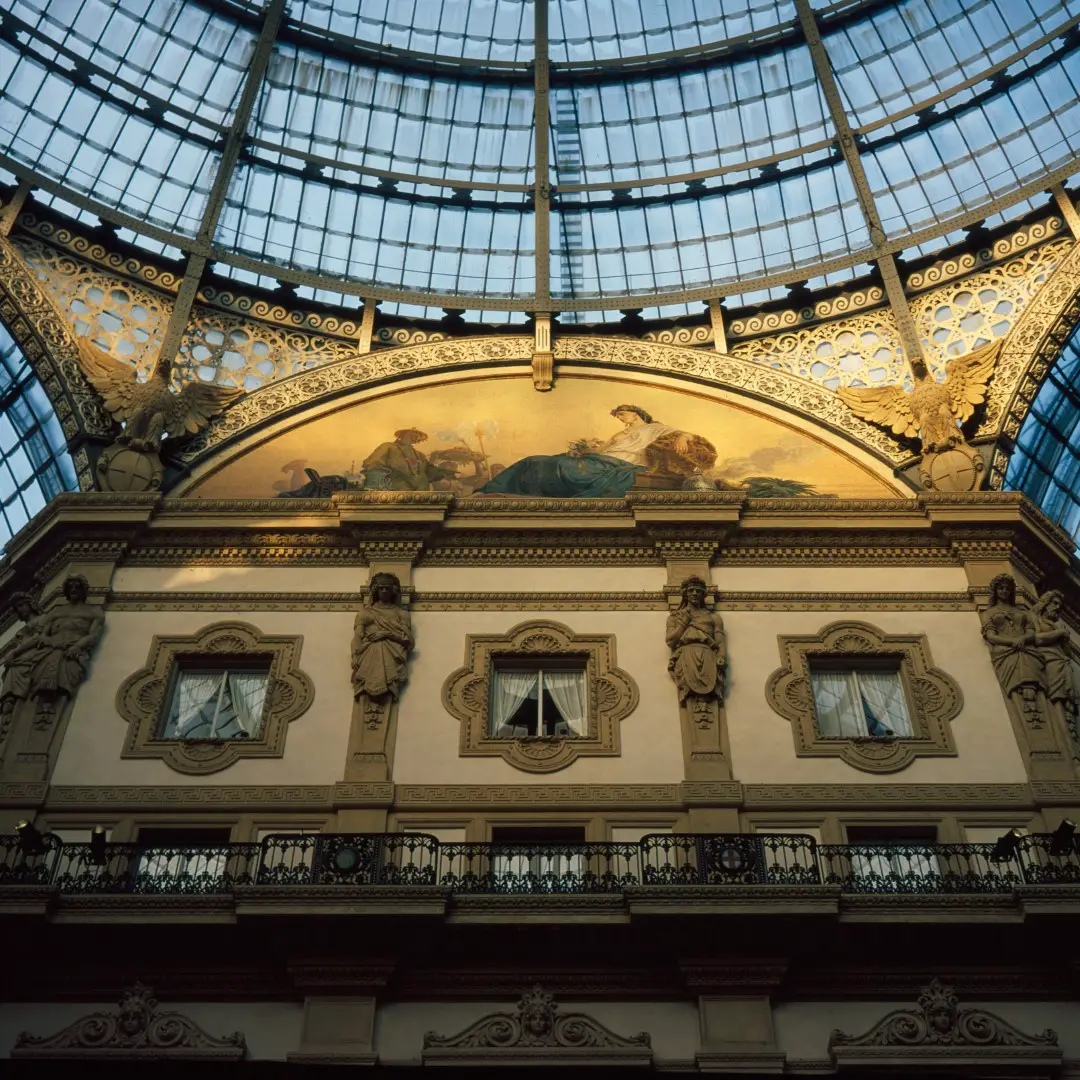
[858,672,911,736]
[810,672,863,737]
[544,671,588,735]
[491,671,537,734]
[224,673,269,737]
[171,672,225,739]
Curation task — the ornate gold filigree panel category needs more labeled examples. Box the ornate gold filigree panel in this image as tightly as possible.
[12,235,170,378]
[765,621,963,773]
[729,307,906,390]
[442,620,638,773]
[727,286,886,340]
[373,326,448,347]
[913,238,1072,380]
[116,621,315,775]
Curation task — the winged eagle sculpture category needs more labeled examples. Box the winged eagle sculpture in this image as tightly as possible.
[76,338,244,453]
[836,340,1001,453]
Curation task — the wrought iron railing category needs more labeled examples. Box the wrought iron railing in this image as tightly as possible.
[1,832,1078,895]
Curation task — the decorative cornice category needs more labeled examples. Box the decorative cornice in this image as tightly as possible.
[742,784,1033,809]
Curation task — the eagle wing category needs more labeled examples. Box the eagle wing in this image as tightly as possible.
[166,380,245,437]
[944,339,1001,423]
[836,384,918,438]
[75,338,147,423]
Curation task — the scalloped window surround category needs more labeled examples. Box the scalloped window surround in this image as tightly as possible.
[442,620,638,774]
[116,622,315,775]
[765,621,963,773]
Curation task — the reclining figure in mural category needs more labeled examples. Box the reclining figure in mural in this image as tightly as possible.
[476,404,716,497]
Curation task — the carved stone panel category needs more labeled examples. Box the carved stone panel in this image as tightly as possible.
[442,620,638,773]
[117,621,314,775]
[12,983,247,1059]
[829,980,1061,1076]
[765,621,963,773]
[422,985,652,1067]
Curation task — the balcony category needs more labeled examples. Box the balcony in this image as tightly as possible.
[0,832,1077,922]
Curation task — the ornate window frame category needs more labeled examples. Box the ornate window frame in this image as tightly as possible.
[765,621,962,773]
[117,622,315,775]
[442,620,638,773]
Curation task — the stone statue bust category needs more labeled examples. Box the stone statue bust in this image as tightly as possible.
[0,591,42,739]
[1031,589,1078,727]
[665,575,726,707]
[351,572,414,715]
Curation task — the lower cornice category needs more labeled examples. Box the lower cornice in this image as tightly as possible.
[15,781,1073,814]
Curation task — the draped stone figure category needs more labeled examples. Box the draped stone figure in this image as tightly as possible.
[1032,589,1079,738]
[0,592,42,743]
[351,572,414,725]
[23,575,105,725]
[980,573,1046,727]
[666,576,726,713]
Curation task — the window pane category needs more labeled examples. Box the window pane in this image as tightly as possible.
[164,669,268,739]
[810,669,908,737]
[490,669,539,735]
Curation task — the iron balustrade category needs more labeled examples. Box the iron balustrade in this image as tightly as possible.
[1,832,1078,895]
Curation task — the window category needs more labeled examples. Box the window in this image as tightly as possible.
[490,663,587,738]
[443,620,638,773]
[766,622,962,773]
[845,826,938,891]
[163,665,271,741]
[134,827,234,891]
[118,622,315,775]
[809,664,912,739]
[490,827,588,889]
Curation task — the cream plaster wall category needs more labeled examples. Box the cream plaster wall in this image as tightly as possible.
[393,609,685,785]
[773,1000,1080,1059]
[52,610,355,786]
[711,566,970,593]
[374,1000,699,1064]
[111,566,366,593]
[0,1002,304,1060]
[412,566,667,592]
[725,609,1028,784]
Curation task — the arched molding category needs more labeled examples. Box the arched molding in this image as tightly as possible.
[0,236,113,489]
[174,334,910,475]
[980,239,1080,486]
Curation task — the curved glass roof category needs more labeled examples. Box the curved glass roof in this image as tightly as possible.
[1006,321,1080,550]
[0,0,1077,311]
[0,319,77,548]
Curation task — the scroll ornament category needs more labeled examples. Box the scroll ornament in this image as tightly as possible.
[423,985,651,1054]
[830,980,1058,1049]
[12,983,247,1059]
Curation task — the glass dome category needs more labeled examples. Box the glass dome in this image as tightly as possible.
[0,0,1076,310]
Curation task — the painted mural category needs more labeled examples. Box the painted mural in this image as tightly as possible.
[190,376,901,499]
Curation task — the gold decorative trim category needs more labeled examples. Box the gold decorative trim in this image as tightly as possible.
[116,621,315,775]
[765,621,963,773]
[442,620,639,774]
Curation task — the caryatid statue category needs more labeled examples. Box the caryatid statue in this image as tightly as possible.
[351,572,414,727]
[1031,589,1079,736]
[980,573,1046,726]
[666,575,726,724]
[0,592,42,743]
[23,574,105,725]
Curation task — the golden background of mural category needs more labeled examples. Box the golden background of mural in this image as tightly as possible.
[191,376,900,499]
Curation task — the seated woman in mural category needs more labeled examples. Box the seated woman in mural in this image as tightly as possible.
[477,405,716,498]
